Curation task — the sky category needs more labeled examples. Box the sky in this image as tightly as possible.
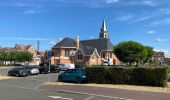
[0,0,170,57]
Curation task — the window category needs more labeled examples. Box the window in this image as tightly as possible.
[102,53,105,58]
[78,54,83,60]
[64,50,70,57]
[110,52,112,58]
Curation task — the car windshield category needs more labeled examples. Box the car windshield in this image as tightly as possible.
[104,61,108,63]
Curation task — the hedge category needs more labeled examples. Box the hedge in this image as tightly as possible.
[85,66,168,87]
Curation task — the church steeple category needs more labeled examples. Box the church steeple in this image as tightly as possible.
[99,19,109,39]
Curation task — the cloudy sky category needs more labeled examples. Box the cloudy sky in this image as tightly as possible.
[0,0,170,57]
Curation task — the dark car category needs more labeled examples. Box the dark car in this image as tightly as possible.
[58,68,87,83]
[39,66,49,74]
[8,67,29,77]
[50,65,61,73]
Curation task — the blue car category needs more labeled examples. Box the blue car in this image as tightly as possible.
[58,69,87,83]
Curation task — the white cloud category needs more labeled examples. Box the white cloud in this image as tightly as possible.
[103,0,119,4]
[147,30,156,34]
[150,18,170,27]
[23,8,45,14]
[128,15,153,24]
[116,14,135,21]
[129,0,158,7]
[159,8,170,14]
[0,37,49,41]
[49,41,56,45]
[141,0,157,7]
[154,38,168,43]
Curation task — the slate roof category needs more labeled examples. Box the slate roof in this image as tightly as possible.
[53,37,113,56]
[79,46,96,56]
[53,38,78,48]
[80,38,113,53]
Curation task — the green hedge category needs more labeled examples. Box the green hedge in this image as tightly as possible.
[85,66,168,87]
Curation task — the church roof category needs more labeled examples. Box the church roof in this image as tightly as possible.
[53,37,78,48]
[80,38,113,53]
[79,46,96,56]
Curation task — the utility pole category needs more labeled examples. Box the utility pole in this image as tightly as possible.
[37,40,40,52]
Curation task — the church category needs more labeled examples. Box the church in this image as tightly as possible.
[51,20,120,65]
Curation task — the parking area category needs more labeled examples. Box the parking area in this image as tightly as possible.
[0,67,60,82]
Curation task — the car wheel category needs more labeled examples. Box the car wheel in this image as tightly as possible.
[76,77,82,84]
[15,73,19,77]
[58,76,63,82]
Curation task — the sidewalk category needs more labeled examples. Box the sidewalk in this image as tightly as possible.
[38,82,170,100]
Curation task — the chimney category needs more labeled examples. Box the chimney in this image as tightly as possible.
[76,35,79,48]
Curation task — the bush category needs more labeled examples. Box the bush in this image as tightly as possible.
[85,66,168,87]
[85,67,107,84]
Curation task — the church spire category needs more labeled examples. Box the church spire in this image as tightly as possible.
[99,19,109,39]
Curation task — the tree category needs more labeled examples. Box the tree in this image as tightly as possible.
[114,41,148,67]
[144,46,154,63]
[0,52,7,64]
[0,51,33,65]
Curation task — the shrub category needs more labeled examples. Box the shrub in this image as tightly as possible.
[106,67,133,84]
[131,67,168,87]
[85,66,168,87]
[85,67,107,84]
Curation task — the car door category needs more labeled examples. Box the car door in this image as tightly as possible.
[64,69,74,81]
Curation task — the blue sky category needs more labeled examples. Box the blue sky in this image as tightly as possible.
[0,0,170,57]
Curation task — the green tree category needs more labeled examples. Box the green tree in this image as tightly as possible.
[114,41,148,67]
[0,51,33,65]
[0,52,7,64]
[144,46,154,63]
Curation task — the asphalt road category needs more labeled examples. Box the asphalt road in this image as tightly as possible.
[0,68,170,100]
[0,74,119,100]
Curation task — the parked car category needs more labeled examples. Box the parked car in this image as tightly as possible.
[38,66,49,74]
[58,64,75,71]
[101,61,110,66]
[58,68,87,83]
[8,67,29,77]
[29,66,39,75]
[50,65,61,73]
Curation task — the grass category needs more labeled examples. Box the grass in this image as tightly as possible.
[44,82,170,93]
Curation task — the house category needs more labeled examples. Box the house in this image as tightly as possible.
[51,20,120,65]
[36,51,45,65]
[152,52,165,65]
[0,44,39,65]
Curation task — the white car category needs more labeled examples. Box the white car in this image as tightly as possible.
[102,61,110,66]
[30,67,39,75]
[57,64,75,71]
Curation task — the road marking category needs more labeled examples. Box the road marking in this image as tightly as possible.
[48,96,73,100]
[40,89,135,100]
[84,96,96,100]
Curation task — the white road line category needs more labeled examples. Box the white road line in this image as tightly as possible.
[84,96,96,100]
[48,96,73,100]
[40,89,135,100]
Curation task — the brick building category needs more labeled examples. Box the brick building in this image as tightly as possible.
[0,44,41,65]
[51,20,120,65]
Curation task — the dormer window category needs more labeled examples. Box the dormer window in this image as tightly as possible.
[78,54,83,60]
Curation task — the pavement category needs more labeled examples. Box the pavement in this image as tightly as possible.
[0,68,170,100]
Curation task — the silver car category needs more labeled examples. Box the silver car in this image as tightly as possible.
[30,67,39,75]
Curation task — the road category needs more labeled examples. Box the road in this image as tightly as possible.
[0,69,169,100]
[0,74,120,100]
